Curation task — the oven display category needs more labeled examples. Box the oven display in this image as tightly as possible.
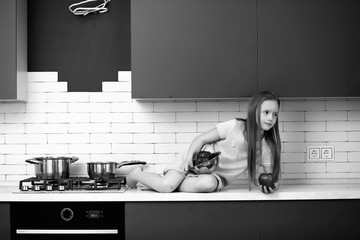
[87,210,102,219]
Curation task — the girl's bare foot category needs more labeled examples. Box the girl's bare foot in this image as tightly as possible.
[126,166,143,188]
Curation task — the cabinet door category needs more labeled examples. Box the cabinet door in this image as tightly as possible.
[126,202,260,240]
[261,200,360,240]
[131,0,257,99]
[0,0,17,99]
[258,0,360,97]
[0,0,27,101]
[0,203,10,240]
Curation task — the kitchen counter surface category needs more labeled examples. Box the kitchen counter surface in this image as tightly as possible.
[1,184,360,202]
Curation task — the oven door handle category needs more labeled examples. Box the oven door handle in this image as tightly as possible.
[16,229,118,234]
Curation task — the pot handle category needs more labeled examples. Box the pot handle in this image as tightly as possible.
[25,158,42,164]
[70,156,79,163]
[117,160,146,168]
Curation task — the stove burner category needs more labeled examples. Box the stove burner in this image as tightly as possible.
[19,177,126,192]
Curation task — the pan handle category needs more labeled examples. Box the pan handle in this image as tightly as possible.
[117,160,146,168]
[25,158,42,164]
[70,156,79,163]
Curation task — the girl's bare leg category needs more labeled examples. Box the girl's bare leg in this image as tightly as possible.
[178,174,218,193]
[127,167,185,193]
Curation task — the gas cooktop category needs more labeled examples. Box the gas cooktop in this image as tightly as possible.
[15,177,128,193]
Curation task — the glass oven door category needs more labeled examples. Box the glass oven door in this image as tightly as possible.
[11,202,124,240]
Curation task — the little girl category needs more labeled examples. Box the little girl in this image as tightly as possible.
[127,91,281,193]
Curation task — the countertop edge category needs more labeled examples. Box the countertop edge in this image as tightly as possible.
[1,184,360,202]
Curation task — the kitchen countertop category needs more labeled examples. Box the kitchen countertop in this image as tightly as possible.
[1,184,360,202]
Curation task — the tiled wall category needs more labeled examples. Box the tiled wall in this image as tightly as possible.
[0,72,360,186]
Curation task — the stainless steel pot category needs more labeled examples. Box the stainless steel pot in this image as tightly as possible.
[25,156,79,179]
[87,160,146,180]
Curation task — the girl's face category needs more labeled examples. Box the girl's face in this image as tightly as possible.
[259,100,279,132]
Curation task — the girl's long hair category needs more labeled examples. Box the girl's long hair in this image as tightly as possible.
[246,91,281,186]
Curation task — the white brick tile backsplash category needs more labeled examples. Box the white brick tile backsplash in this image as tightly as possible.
[280,132,305,142]
[349,152,360,161]
[27,92,47,102]
[112,123,153,133]
[326,100,360,110]
[26,103,67,113]
[0,103,26,113]
[333,141,360,152]
[306,132,347,142]
[284,122,326,132]
[154,123,196,133]
[0,72,360,184]
[5,113,48,123]
[327,121,360,131]
[196,101,240,111]
[0,124,25,134]
[69,144,111,154]
[26,124,67,134]
[305,111,348,121]
[90,92,132,102]
[48,113,90,123]
[281,153,305,163]
[28,82,68,92]
[175,133,199,143]
[47,92,90,102]
[48,134,90,144]
[348,111,360,120]
[154,102,196,112]
[111,102,154,112]
[90,113,132,123]
[118,71,132,81]
[5,134,47,144]
[102,82,131,92]
[282,100,325,111]
[155,143,189,154]
[133,133,175,143]
[283,163,306,173]
[306,162,326,172]
[176,112,218,122]
[0,164,26,174]
[26,144,68,155]
[68,103,110,113]
[28,72,58,82]
[90,133,132,143]
[68,123,111,133]
[134,113,175,122]
[112,144,154,154]
[219,112,246,122]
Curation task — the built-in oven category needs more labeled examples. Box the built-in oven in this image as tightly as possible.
[11,202,124,240]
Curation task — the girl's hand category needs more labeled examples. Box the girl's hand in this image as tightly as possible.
[259,181,279,194]
[181,158,193,172]
[258,173,279,194]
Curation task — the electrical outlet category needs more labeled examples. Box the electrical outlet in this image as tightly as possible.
[307,147,320,160]
[321,146,334,160]
[307,146,334,161]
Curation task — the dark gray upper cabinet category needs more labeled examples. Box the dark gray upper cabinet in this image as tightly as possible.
[0,0,27,101]
[131,0,257,99]
[258,0,360,97]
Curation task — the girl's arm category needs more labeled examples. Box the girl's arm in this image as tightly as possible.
[181,128,221,172]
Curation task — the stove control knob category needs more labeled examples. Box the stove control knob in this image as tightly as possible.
[34,185,41,191]
[61,208,74,221]
[46,185,53,191]
[59,185,65,191]
[21,185,29,191]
